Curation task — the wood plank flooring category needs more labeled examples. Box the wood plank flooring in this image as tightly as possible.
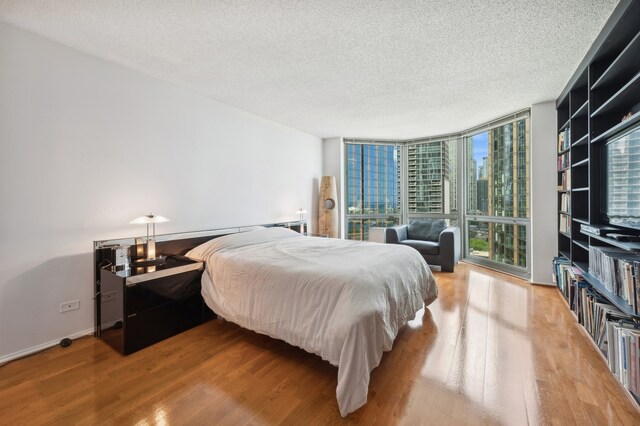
[1,263,639,425]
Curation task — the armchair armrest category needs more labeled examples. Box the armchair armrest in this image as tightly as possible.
[386,225,408,244]
[439,226,461,265]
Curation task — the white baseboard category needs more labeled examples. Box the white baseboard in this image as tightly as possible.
[0,327,95,365]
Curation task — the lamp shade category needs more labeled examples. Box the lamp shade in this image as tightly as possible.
[129,214,170,224]
[129,213,169,263]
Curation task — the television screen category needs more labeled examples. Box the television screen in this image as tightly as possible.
[603,125,640,230]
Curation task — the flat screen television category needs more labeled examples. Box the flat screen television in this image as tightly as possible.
[602,125,640,231]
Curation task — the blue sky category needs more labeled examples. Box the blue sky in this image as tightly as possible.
[471,132,488,177]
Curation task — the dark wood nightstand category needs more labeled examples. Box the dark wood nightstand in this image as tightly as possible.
[98,256,213,355]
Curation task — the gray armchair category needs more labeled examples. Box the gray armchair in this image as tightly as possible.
[386,220,461,272]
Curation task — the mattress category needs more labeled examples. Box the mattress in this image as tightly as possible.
[187,227,437,416]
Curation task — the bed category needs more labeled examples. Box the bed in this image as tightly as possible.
[186,227,438,416]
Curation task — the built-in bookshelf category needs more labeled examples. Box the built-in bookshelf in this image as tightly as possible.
[555,0,640,406]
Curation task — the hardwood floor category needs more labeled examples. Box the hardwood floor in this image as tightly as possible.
[1,263,639,425]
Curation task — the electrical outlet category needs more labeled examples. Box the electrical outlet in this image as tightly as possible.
[60,300,79,313]
[102,290,117,302]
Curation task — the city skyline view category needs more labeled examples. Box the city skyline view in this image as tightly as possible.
[471,132,489,181]
[345,117,530,271]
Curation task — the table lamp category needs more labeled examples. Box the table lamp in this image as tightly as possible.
[130,213,169,264]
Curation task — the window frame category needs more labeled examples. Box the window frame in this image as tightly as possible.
[343,109,531,278]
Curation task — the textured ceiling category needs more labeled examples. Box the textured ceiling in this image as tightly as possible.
[0,0,619,139]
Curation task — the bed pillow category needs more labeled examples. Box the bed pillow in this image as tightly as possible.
[186,227,299,261]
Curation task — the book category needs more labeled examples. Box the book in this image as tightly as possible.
[558,152,570,170]
[630,332,638,395]
[557,128,571,153]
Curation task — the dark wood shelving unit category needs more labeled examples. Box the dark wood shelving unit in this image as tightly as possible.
[574,261,589,273]
[573,239,589,251]
[582,230,640,252]
[591,72,640,117]
[591,30,640,91]
[582,272,638,318]
[572,133,589,147]
[572,158,589,167]
[591,110,640,143]
[571,100,589,118]
[555,0,640,408]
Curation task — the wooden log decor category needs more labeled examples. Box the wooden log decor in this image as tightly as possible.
[318,176,338,238]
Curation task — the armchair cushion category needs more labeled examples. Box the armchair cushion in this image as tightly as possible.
[407,219,447,242]
[400,240,440,255]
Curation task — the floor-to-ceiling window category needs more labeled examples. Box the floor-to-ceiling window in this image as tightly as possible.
[343,110,530,277]
[344,141,401,240]
[464,114,530,275]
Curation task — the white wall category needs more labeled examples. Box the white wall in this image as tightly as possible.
[530,101,558,285]
[0,23,322,361]
[322,138,345,238]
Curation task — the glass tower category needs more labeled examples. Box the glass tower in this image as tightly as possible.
[487,119,530,267]
[345,144,401,240]
[407,140,452,214]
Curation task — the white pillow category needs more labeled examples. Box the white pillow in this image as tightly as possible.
[186,227,298,261]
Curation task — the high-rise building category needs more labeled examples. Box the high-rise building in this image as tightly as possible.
[448,140,458,213]
[487,119,530,267]
[466,138,478,214]
[476,156,489,213]
[478,157,488,179]
[345,143,401,240]
[407,141,451,214]
[477,178,488,213]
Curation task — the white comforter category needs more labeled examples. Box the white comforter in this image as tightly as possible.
[187,227,437,416]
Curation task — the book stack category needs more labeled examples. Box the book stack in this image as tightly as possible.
[559,213,571,235]
[589,301,640,399]
[558,169,571,191]
[560,193,570,213]
[558,152,570,170]
[607,320,640,398]
[552,258,640,399]
[589,246,640,314]
[558,128,571,152]
[553,257,582,303]
[590,300,619,349]
[570,267,587,319]
[552,257,571,289]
